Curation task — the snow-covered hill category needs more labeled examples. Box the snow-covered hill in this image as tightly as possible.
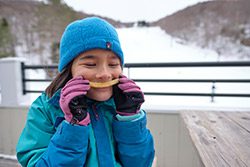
[154,0,250,60]
[1,0,250,64]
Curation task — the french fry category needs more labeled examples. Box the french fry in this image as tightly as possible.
[89,79,119,88]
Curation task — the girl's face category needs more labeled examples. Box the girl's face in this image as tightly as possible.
[71,49,122,101]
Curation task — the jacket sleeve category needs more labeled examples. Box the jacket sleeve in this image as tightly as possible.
[35,121,89,167]
[112,110,155,167]
[16,94,89,167]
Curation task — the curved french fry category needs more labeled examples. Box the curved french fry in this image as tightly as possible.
[89,79,119,88]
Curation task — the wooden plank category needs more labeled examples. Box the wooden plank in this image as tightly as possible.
[218,112,250,166]
[181,111,250,167]
[223,112,250,133]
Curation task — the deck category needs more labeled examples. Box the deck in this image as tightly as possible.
[1,107,250,166]
[181,111,250,167]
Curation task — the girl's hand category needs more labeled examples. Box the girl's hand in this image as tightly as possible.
[113,75,145,116]
[59,76,90,125]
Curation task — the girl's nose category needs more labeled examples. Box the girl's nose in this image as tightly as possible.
[96,66,112,80]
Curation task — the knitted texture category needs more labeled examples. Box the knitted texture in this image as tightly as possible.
[58,17,124,72]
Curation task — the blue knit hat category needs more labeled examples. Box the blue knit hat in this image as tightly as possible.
[58,17,124,72]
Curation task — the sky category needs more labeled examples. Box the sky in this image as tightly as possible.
[63,0,209,22]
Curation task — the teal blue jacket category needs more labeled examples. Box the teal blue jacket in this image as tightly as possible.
[16,91,155,167]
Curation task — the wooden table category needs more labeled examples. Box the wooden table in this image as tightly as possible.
[181,111,250,167]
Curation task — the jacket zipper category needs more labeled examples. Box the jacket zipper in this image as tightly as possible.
[92,104,99,120]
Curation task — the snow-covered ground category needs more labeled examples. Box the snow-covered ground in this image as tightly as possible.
[20,27,250,110]
[0,154,17,160]
[119,27,219,63]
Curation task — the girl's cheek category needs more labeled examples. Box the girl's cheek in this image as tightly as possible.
[113,67,122,77]
[115,73,121,79]
[72,71,81,77]
[72,68,86,78]
[117,70,122,78]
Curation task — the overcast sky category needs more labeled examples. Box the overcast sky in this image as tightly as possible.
[63,0,209,22]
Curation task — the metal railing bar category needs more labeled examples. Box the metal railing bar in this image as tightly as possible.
[144,92,250,97]
[23,65,58,69]
[24,79,53,82]
[24,90,250,97]
[24,90,44,93]
[133,79,250,83]
[22,61,250,70]
[23,79,250,83]
[124,61,250,68]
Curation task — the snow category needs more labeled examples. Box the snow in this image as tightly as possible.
[0,153,17,160]
[19,26,250,110]
[118,27,219,63]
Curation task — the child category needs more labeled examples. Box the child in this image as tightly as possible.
[16,17,155,167]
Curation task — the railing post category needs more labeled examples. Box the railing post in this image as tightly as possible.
[211,82,216,102]
[21,62,26,95]
[0,58,30,107]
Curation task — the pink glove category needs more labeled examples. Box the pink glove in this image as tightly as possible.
[59,76,90,126]
[113,75,145,116]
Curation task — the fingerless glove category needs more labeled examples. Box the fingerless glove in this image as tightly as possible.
[113,75,144,116]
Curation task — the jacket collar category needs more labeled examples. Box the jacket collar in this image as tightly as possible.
[47,89,61,108]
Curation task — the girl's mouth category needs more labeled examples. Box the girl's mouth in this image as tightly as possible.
[89,79,119,88]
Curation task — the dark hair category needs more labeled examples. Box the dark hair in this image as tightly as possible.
[45,62,72,98]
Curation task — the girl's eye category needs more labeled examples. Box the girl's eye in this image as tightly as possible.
[84,63,96,67]
[109,63,119,67]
